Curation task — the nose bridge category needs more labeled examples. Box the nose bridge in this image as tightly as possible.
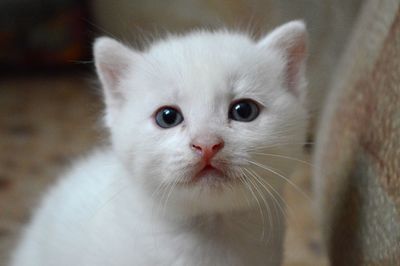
[184,86,226,147]
[187,101,226,160]
[188,104,225,145]
[188,109,220,135]
[189,116,223,145]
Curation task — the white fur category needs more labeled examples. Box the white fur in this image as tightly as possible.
[11,21,308,266]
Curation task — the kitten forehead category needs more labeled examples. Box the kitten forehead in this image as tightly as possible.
[146,31,255,79]
[149,30,255,55]
[137,31,279,102]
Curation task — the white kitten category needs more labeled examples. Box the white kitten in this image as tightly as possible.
[10,21,308,266]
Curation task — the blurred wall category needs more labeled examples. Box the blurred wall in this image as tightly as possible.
[0,0,90,70]
[91,0,363,133]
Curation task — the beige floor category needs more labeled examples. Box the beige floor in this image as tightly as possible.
[0,75,327,265]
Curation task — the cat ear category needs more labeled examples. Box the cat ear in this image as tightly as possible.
[94,37,139,125]
[257,20,308,98]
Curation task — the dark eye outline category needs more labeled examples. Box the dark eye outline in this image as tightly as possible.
[154,106,184,129]
[229,99,260,122]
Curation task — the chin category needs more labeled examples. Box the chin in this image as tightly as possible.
[168,173,255,216]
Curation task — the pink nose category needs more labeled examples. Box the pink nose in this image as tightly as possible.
[191,139,224,162]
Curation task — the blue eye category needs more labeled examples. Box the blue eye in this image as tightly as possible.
[229,99,260,122]
[155,107,184,128]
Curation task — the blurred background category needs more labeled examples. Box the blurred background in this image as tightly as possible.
[0,0,364,265]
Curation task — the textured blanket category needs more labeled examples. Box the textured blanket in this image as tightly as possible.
[314,0,400,264]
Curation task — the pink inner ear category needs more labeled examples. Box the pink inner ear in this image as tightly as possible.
[101,63,118,87]
[98,60,127,105]
[100,61,126,90]
[286,39,307,97]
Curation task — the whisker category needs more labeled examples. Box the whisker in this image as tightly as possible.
[239,169,266,240]
[156,181,173,217]
[247,168,301,228]
[243,168,273,242]
[151,181,170,213]
[232,170,252,208]
[88,178,129,221]
[243,168,277,242]
[252,168,303,230]
[246,141,314,151]
[245,159,310,201]
[163,179,179,215]
[244,168,286,224]
[246,168,305,231]
[249,152,314,167]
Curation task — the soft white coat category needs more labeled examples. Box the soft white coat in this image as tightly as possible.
[11,21,308,266]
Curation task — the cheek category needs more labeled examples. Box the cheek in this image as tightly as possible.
[110,120,158,171]
[114,123,194,177]
[229,123,269,152]
[155,135,195,180]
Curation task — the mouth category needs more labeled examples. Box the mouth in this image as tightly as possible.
[195,165,222,178]
[188,164,230,185]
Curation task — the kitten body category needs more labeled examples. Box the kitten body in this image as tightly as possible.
[11,21,308,266]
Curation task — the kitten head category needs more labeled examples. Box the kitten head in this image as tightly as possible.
[94,21,308,216]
